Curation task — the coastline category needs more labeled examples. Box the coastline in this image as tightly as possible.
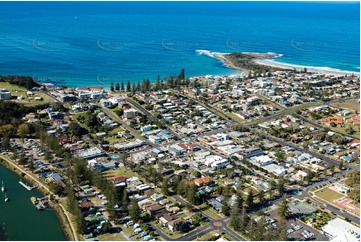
[197,50,360,77]
[0,156,73,241]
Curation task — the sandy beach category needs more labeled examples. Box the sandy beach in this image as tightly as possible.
[203,50,360,77]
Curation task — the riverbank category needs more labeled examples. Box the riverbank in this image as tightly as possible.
[0,155,76,241]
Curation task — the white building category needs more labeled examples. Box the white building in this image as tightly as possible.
[250,155,273,167]
[124,109,139,119]
[322,218,360,241]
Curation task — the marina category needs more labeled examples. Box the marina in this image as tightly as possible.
[0,166,66,240]
[31,196,49,210]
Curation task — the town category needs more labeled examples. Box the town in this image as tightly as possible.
[0,70,359,241]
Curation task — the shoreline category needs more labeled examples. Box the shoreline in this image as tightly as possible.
[197,50,360,77]
[0,156,73,241]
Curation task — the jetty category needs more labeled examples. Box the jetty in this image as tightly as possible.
[19,180,36,191]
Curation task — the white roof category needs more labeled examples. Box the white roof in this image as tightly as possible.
[322,218,360,242]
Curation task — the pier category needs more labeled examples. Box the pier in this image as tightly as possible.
[19,181,36,191]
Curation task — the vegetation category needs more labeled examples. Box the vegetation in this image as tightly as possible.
[346,171,360,204]
[0,76,40,90]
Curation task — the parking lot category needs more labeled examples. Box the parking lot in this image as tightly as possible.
[287,218,329,241]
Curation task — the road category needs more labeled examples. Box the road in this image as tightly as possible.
[101,106,152,145]
[303,183,360,225]
[252,128,352,169]
[0,154,79,241]
[126,98,181,140]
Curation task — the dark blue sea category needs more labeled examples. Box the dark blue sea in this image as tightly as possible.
[0,1,359,88]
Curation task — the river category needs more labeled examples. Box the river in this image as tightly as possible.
[0,165,67,241]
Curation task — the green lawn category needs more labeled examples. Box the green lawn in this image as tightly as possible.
[314,187,344,204]
[0,82,27,90]
[9,91,53,106]
[98,232,127,241]
[194,230,223,241]
[102,167,142,180]
[331,100,360,113]
[199,203,223,219]
[152,222,184,239]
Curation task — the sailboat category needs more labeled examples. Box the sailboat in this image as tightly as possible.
[4,193,8,202]
[1,181,4,192]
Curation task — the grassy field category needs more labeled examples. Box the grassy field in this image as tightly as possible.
[98,232,127,241]
[331,100,360,113]
[0,82,27,90]
[331,124,360,137]
[102,167,142,180]
[314,187,344,203]
[9,91,53,106]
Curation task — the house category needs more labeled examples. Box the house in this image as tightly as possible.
[242,148,263,159]
[250,155,273,167]
[123,109,139,119]
[111,176,127,185]
[159,214,177,227]
[345,115,360,125]
[144,189,155,197]
[320,115,343,127]
[295,170,308,181]
[146,204,164,216]
[263,164,286,176]
[193,177,213,187]
[80,200,94,210]
[151,193,164,202]
[168,218,185,232]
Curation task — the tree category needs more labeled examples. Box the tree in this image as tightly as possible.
[122,189,128,211]
[245,191,253,208]
[129,198,140,222]
[230,200,241,230]
[254,216,265,241]
[136,80,141,91]
[192,170,201,178]
[345,126,355,135]
[239,207,249,232]
[126,80,131,92]
[222,199,230,216]
[277,177,286,196]
[161,177,169,196]
[17,124,29,139]
[110,82,114,92]
[258,190,265,204]
[131,83,136,95]
[155,75,161,91]
[115,82,120,91]
[68,122,83,137]
[166,74,174,89]
[102,222,112,233]
[277,197,289,221]
[177,68,185,80]
[29,159,34,171]
[121,81,125,91]
[187,184,197,205]
[277,220,288,241]
[191,213,202,227]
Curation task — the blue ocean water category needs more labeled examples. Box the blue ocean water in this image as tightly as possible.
[0,2,359,88]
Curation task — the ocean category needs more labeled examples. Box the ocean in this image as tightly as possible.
[0,1,359,88]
